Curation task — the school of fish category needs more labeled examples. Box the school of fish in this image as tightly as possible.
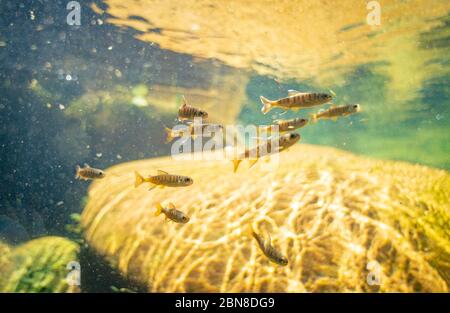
[76,88,361,266]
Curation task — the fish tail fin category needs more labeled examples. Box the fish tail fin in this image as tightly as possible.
[154,203,163,217]
[134,171,145,188]
[248,223,256,238]
[260,96,273,114]
[248,224,262,245]
[249,224,265,249]
[248,158,258,169]
[232,159,242,173]
[75,165,81,179]
[309,113,318,124]
[164,127,174,143]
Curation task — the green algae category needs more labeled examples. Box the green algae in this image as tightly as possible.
[0,237,80,293]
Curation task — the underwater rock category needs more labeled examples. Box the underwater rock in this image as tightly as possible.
[0,236,80,293]
[81,144,449,292]
[0,241,13,288]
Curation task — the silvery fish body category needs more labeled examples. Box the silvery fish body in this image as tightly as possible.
[155,203,190,224]
[310,104,360,122]
[178,96,208,121]
[260,90,333,114]
[75,164,105,180]
[251,226,288,266]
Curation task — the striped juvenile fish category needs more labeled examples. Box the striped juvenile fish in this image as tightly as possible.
[249,225,288,266]
[134,170,193,191]
[178,96,208,121]
[310,104,360,123]
[154,202,190,224]
[260,90,333,114]
[75,164,105,180]
[260,117,308,133]
[164,123,223,143]
[232,132,300,173]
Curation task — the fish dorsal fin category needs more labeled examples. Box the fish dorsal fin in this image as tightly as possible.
[167,202,176,209]
[287,89,301,96]
[157,170,169,175]
[84,163,90,168]
[181,95,187,107]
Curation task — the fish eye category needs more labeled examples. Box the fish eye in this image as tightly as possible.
[289,133,296,139]
[353,105,358,109]
[182,216,189,223]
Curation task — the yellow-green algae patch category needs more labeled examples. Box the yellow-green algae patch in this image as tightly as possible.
[81,144,449,292]
[0,237,80,293]
[0,242,13,289]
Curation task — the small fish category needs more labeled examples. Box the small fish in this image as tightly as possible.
[249,225,288,266]
[75,164,105,180]
[260,90,333,114]
[310,104,360,123]
[134,170,193,191]
[154,202,190,224]
[164,123,223,143]
[178,96,208,121]
[232,132,300,173]
[260,118,308,133]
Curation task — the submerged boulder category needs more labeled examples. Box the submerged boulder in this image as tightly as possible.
[0,242,12,288]
[81,144,449,292]
[0,236,80,293]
